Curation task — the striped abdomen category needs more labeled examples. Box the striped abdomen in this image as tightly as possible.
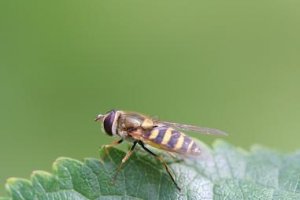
[142,126,201,155]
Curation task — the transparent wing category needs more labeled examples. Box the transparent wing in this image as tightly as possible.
[157,121,228,136]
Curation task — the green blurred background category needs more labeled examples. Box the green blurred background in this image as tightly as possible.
[1,0,300,195]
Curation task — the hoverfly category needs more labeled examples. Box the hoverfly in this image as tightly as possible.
[95,110,227,191]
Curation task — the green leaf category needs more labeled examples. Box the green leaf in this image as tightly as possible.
[2,140,300,200]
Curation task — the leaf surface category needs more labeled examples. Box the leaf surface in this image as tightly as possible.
[2,140,300,200]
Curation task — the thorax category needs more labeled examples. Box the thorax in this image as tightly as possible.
[116,111,153,139]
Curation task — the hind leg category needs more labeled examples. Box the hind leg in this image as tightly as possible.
[138,141,181,191]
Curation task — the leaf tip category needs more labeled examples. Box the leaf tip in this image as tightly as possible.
[31,170,52,178]
[5,177,32,196]
[52,156,83,169]
[5,178,18,186]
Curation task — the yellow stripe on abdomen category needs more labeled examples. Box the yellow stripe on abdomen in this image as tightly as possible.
[161,128,172,145]
[174,134,184,150]
[187,140,194,153]
[149,129,159,140]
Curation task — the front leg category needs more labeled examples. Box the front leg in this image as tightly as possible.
[113,141,138,181]
[100,139,123,159]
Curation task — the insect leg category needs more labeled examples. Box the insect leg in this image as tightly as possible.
[113,141,138,181]
[104,139,124,148]
[138,141,181,191]
[101,139,123,156]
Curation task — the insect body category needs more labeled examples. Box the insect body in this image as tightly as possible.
[138,125,201,155]
[95,109,227,191]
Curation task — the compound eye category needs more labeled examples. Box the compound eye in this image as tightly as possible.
[103,110,116,136]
